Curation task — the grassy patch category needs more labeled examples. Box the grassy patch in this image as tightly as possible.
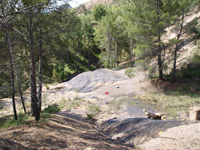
[133,91,200,120]
[107,96,128,113]
[42,104,61,114]
[86,104,101,119]
[0,105,60,129]
[59,98,68,109]
[74,89,80,92]
[39,113,51,123]
[125,67,136,78]
[0,112,30,129]
[0,96,85,129]
[58,96,85,111]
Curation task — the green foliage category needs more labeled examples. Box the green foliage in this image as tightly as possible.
[0,111,52,129]
[188,19,200,40]
[192,48,200,64]
[147,65,157,78]
[88,104,100,113]
[87,113,95,119]
[133,82,200,120]
[0,0,198,102]
[134,60,147,71]
[125,67,135,78]
[170,38,180,44]
[92,4,107,21]
[173,48,200,79]
[0,112,29,129]
[52,63,74,82]
[42,104,61,114]
[133,44,149,59]
[87,104,101,119]
[40,113,51,119]
[177,63,200,78]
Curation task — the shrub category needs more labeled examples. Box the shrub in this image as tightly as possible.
[125,67,135,78]
[0,112,29,129]
[42,104,61,114]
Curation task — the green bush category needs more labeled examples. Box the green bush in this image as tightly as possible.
[192,48,200,64]
[42,104,61,114]
[125,67,135,78]
[87,113,95,119]
[135,59,147,71]
[52,63,74,82]
[0,112,29,129]
[87,104,101,119]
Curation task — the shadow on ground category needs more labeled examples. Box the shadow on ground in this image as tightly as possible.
[100,118,186,147]
[0,112,133,150]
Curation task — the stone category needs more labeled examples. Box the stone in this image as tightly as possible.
[145,112,164,120]
[189,106,200,121]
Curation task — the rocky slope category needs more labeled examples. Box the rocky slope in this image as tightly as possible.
[75,0,115,13]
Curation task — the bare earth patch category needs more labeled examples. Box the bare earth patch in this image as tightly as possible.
[0,113,132,150]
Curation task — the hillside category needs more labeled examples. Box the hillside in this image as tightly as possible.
[75,0,115,13]
[149,9,200,76]
[77,0,115,10]
[0,0,200,150]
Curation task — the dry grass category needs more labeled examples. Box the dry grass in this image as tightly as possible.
[133,91,200,120]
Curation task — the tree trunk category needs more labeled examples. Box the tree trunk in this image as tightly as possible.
[157,0,163,80]
[108,33,112,68]
[83,35,86,65]
[77,46,81,74]
[15,68,26,114]
[0,0,17,120]
[173,10,184,83]
[38,17,43,113]
[130,37,133,62]
[29,9,39,121]
[116,41,120,66]
[88,49,91,70]
[16,43,26,113]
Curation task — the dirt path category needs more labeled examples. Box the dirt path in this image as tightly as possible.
[0,113,133,150]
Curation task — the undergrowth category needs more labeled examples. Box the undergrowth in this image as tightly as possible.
[133,86,200,120]
[0,112,29,129]
[125,67,136,78]
[0,112,52,129]
[86,104,101,119]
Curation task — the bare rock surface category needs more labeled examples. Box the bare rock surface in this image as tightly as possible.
[139,122,200,150]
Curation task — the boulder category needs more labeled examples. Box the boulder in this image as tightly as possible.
[145,112,165,120]
[189,106,200,121]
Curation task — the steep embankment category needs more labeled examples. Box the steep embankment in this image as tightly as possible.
[150,9,200,74]
[76,0,115,13]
